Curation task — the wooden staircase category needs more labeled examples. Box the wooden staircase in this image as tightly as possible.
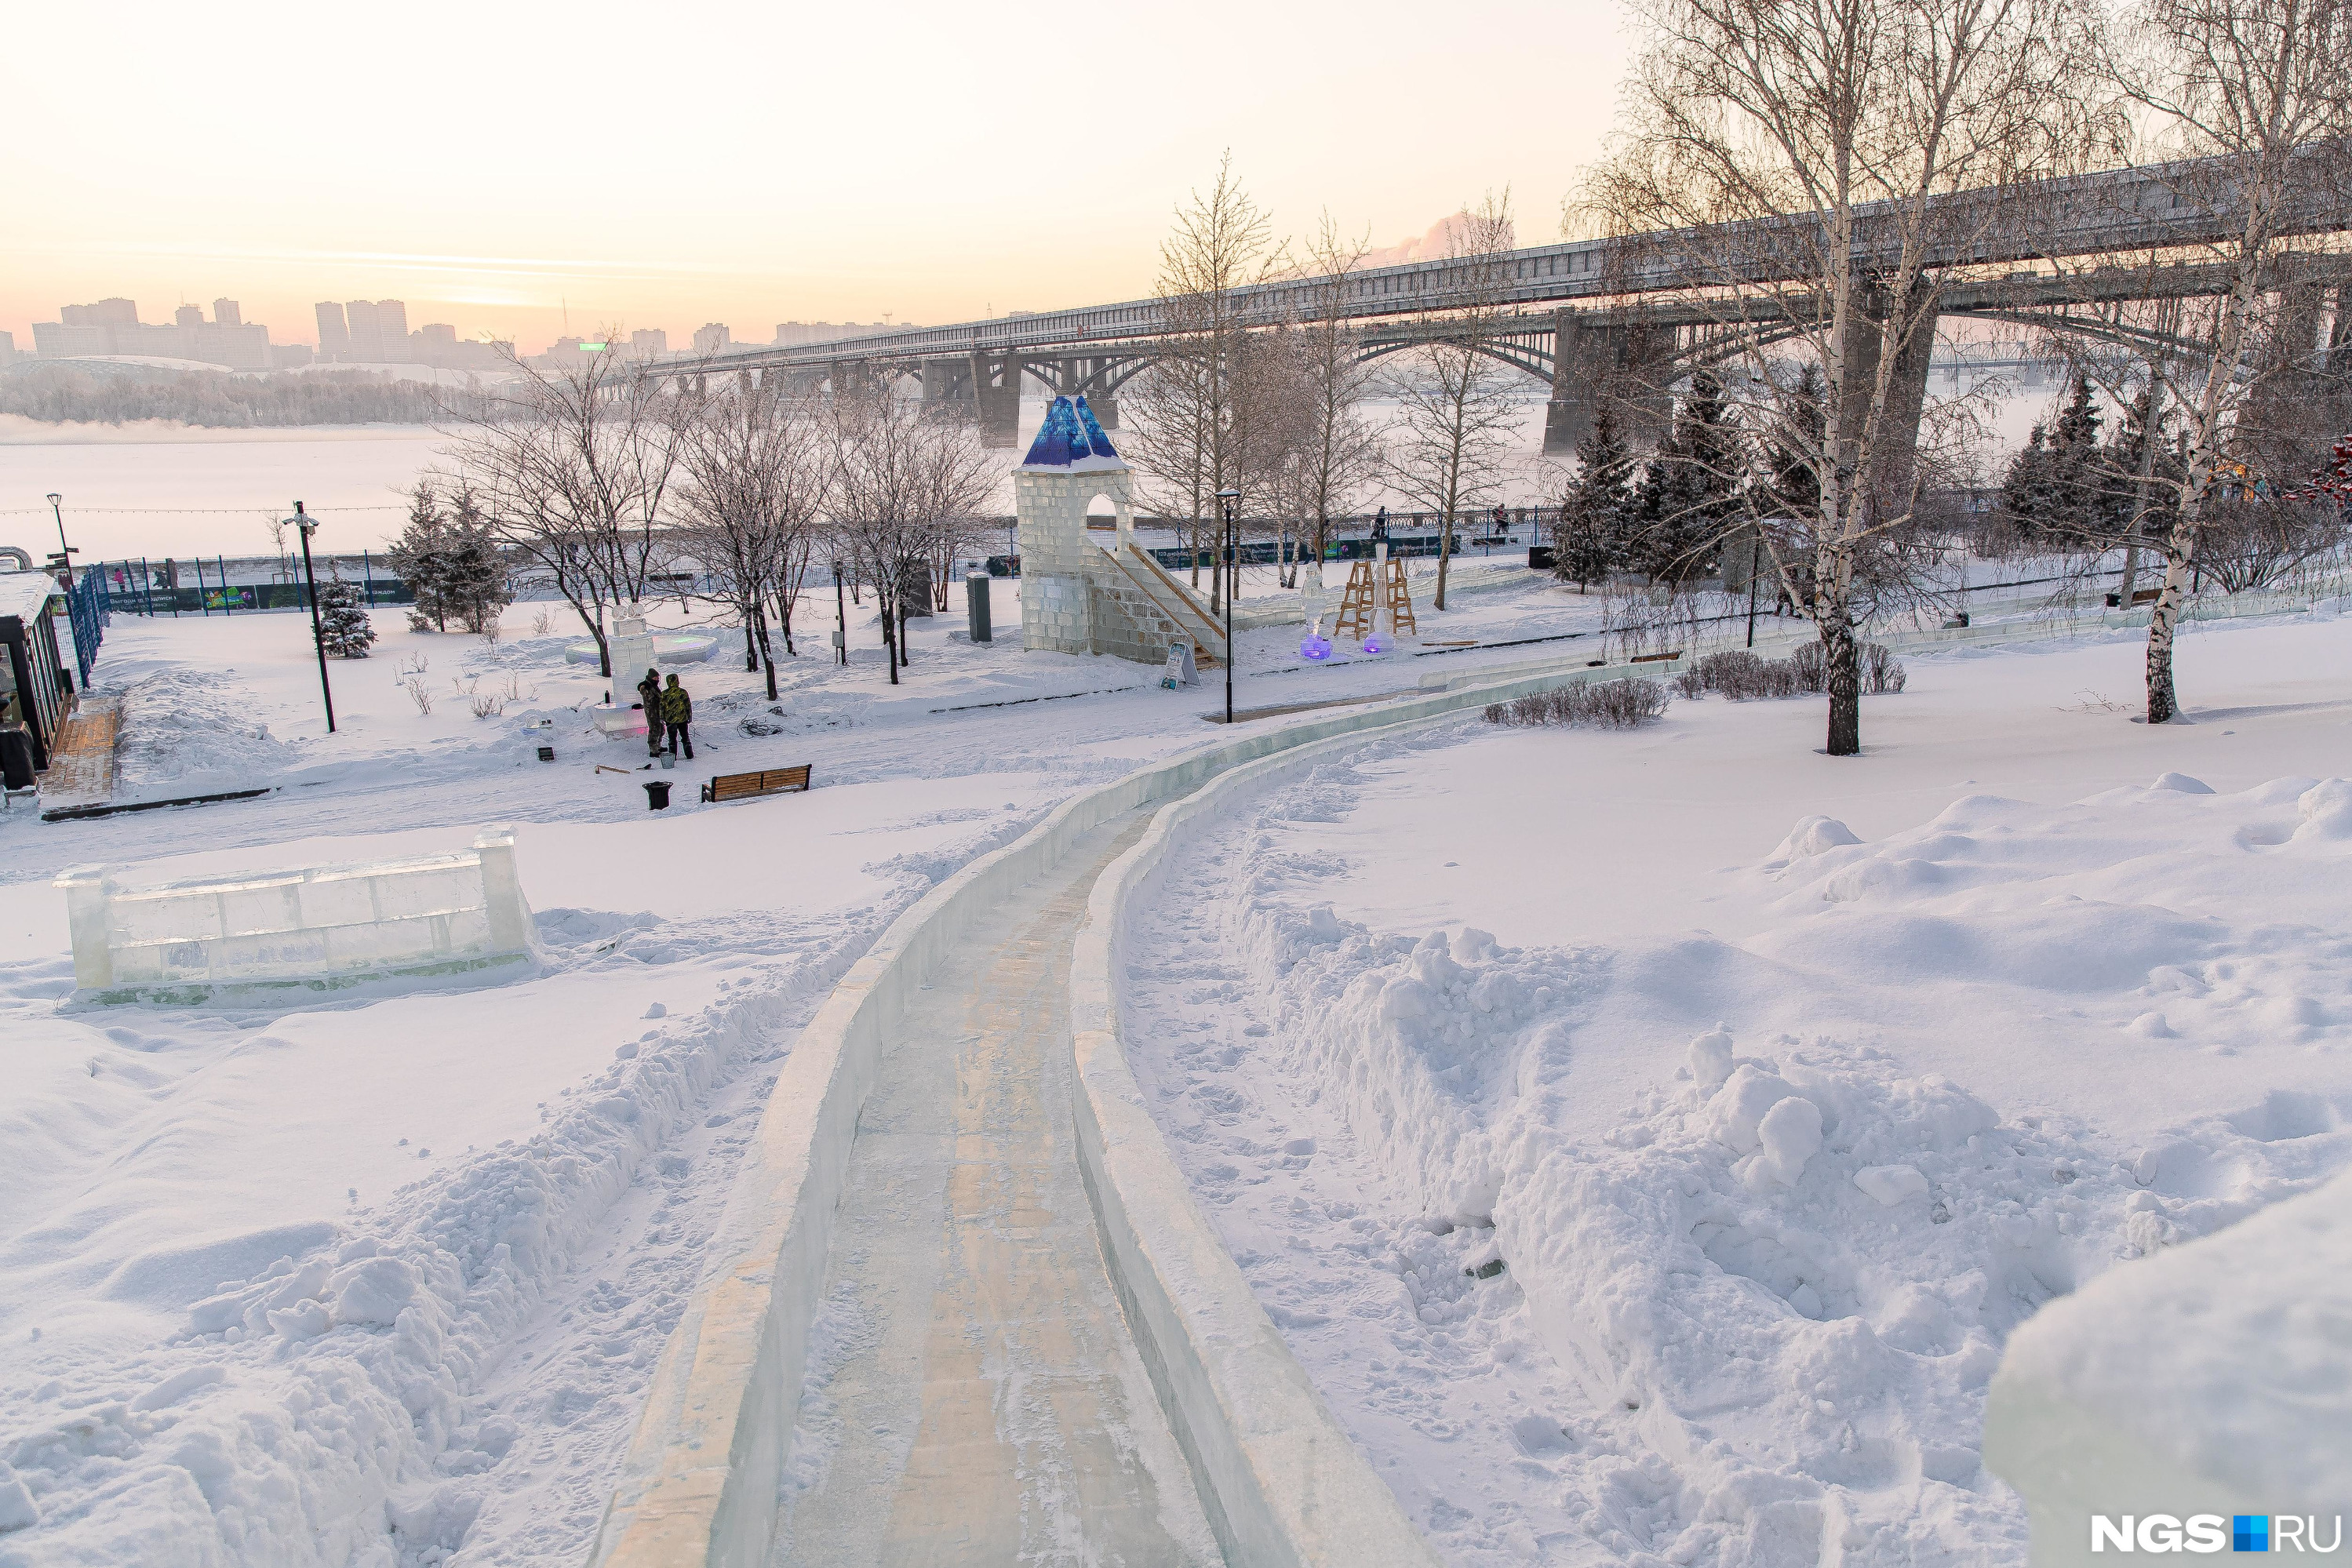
[1105,542,1228,667]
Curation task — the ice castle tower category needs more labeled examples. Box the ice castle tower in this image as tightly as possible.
[1014,395,1226,667]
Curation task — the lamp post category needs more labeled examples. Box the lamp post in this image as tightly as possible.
[834,559,851,667]
[290,502,337,733]
[45,493,76,587]
[1217,488,1240,724]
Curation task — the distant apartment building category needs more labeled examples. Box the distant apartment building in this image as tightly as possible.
[33,298,271,368]
[0,330,15,363]
[343,299,410,363]
[691,323,730,354]
[408,322,508,371]
[315,302,351,360]
[629,329,668,357]
[771,320,903,347]
[63,299,138,329]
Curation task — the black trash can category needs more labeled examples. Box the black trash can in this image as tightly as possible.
[643,779,673,810]
[0,728,32,791]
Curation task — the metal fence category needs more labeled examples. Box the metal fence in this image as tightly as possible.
[96,558,413,617]
[64,569,107,685]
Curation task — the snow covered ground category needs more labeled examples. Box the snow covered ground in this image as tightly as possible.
[1118,612,2352,1565]
[2,565,2341,1566]
[0,564,1655,1566]
[0,593,1203,1566]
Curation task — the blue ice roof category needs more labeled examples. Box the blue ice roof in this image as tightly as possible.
[1018,395,1125,471]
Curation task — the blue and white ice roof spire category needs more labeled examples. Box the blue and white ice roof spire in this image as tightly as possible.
[1018,394,1125,471]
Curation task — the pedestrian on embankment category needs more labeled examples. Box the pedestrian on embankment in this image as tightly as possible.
[661,672,694,760]
[636,666,664,757]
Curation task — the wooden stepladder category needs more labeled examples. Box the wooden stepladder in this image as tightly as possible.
[1382,558,1417,636]
[1334,559,1377,640]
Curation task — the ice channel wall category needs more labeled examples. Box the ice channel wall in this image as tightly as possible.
[589,657,1662,1568]
[1069,720,1453,1567]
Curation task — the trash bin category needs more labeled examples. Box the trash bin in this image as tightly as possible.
[643,779,672,810]
[0,728,33,791]
[966,573,992,643]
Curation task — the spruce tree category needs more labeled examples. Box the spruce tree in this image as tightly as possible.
[1553,402,1633,591]
[315,577,377,657]
[2106,388,2183,543]
[1626,373,1741,588]
[1764,364,1826,522]
[388,481,456,631]
[1997,425,2055,534]
[2045,373,2107,540]
[442,482,512,634]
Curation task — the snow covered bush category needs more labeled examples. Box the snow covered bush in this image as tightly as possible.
[1789,639,1828,691]
[1865,640,1908,693]
[1484,677,1669,729]
[1676,643,1904,700]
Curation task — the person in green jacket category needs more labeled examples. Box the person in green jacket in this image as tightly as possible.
[635,667,663,757]
[659,672,694,759]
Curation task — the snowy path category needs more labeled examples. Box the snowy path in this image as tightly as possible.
[771,809,1219,1567]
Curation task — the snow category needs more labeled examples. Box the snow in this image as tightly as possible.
[0,595,1211,1565]
[0,425,449,558]
[1990,1163,2352,1507]
[1117,610,2352,1564]
[2,546,2345,1563]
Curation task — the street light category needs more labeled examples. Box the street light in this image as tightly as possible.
[832,561,849,667]
[289,501,337,733]
[45,493,76,587]
[1217,488,1240,725]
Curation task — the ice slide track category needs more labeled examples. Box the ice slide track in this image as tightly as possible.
[589,659,1677,1568]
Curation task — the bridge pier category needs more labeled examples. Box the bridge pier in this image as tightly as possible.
[1840,282,1937,510]
[1061,356,1119,427]
[971,352,1022,447]
[920,358,973,418]
[1542,307,1675,456]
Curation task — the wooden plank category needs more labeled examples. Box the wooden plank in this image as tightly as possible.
[38,696,120,815]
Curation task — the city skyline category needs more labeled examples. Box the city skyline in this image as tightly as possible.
[13,291,945,369]
[1,0,1633,356]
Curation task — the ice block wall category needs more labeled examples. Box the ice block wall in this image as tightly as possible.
[59,827,533,998]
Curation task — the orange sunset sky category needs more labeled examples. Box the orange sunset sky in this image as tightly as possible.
[3,0,1633,356]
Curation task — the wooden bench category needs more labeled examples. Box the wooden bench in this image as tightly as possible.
[700,764,813,805]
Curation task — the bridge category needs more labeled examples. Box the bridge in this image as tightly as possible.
[681,154,2351,453]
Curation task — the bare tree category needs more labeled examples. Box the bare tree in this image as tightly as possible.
[828,386,995,685]
[2095,0,2352,721]
[1122,153,1289,609]
[1590,0,2113,753]
[1270,213,1385,587]
[439,342,683,678]
[1386,192,1525,611]
[672,377,831,700]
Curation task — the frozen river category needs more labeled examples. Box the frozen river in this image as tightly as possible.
[0,417,449,562]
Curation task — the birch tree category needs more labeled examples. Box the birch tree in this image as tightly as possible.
[1275,214,1384,586]
[1591,0,2113,753]
[2098,0,2352,721]
[1123,153,1288,608]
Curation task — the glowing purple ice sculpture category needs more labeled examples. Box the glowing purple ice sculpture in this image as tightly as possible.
[1301,617,1332,660]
